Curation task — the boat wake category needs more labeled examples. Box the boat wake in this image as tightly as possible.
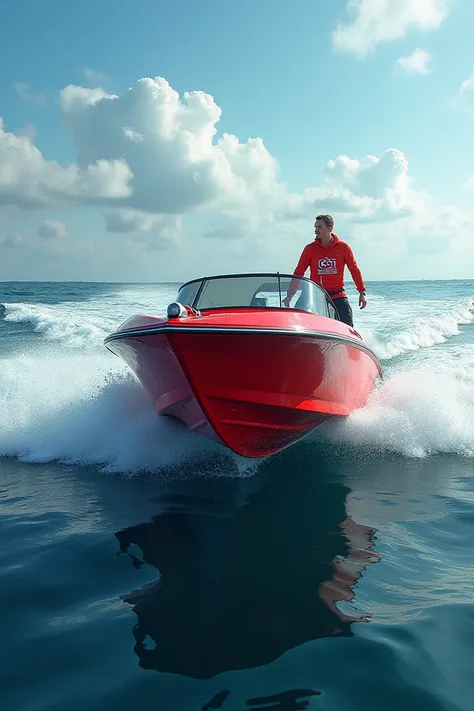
[2,301,117,349]
[1,289,474,472]
[359,297,474,361]
[1,342,474,475]
[327,355,474,458]
[2,295,473,361]
[0,351,253,475]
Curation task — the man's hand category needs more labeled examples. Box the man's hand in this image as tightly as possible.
[359,292,367,310]
[282,296,291,308]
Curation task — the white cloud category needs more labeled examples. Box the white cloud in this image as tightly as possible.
[281,148,423,225]
[59,77,282,217]
[3,74,434,238]
[0,227,69,255]
[463,175,474,190]
[456,74,474,109]
[395,48,432,74]
[0,232,24,249]
[82,67,108,87]
[0,117,133,209]
[14,82,48,106]
[104,209,182,247]
[37,219,67,239]
[104,208,162,233]
[2,75,289,251]
[203,214,251,241]
[1,72,472,270]
[12,124,37,140]
[333,0,453,56]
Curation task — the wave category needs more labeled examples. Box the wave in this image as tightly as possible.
[361,298,474,361]
[1,288,474,473]
[328,354,474,458]
[1,346,474,476]
[0,351,249,475]
[1,302,118,349]
[3,294,473,361]
[0,286,176,350]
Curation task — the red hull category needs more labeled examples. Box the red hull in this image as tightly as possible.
[105,310,381,458]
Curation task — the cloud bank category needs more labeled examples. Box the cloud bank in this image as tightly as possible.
[333,0,453,56]
[0,70,472,276]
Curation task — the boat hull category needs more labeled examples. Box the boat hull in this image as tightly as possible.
[105,323,381,458]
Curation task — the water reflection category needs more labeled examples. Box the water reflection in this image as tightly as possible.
[201,688,322,710]
[115,450,380,679]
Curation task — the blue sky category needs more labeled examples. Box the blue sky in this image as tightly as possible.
[1,0,474,281]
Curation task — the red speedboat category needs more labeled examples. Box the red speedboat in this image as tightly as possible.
[104,273,382,458]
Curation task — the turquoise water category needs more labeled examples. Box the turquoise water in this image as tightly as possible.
[1,279,474,710]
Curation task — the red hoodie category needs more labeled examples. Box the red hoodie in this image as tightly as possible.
[287,233,365,300]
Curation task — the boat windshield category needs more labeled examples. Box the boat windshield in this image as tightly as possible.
[176,273,338,319]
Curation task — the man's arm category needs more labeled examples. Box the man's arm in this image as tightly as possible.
[345,244,367,309]
[283,246,310,305]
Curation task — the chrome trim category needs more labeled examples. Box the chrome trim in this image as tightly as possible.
[104,324,381,368]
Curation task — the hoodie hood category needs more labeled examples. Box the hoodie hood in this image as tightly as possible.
[316,232,340,248]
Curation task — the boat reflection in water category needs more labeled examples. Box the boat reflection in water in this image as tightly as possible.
[115,450,380,681]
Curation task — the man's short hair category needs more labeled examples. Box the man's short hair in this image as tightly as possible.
[315,214,334,229]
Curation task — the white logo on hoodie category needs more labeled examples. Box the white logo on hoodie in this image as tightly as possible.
[318,257,337,274]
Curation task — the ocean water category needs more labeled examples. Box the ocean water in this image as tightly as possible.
[1,278,474,711]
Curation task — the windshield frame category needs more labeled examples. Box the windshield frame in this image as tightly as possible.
[176,272,340,320]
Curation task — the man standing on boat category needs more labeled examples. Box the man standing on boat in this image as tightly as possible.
[282,214,367,326]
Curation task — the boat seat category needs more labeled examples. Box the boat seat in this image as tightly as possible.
[250,296,268,307]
